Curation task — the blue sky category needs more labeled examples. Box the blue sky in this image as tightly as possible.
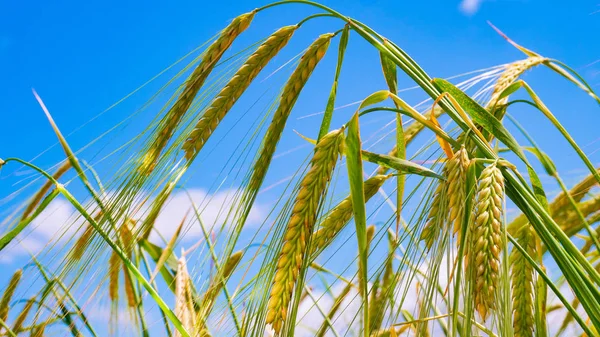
[1,0,599,335]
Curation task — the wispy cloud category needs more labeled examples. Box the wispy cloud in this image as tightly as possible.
[0,188,267,264]
[459,0,483,15]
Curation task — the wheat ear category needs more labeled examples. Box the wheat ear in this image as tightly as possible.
[71,210,104,261]
[140,11,255,174]
[471,163,504,320]
[0,269,22,322]
[249,33,334,192]
[315,282,353,337]
[183,25,298,160]
[311,174,389,255]
[22,160,71,220]
[266,128,344,333]
[446,146,470,234]
[420,181,447,250]
[487,56,546,110]
[175,254,196,337]
[11,299,34,333]
[197,251,243,325]
[511,223,536,337]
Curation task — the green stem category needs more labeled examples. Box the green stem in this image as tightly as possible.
[2,158,191,337]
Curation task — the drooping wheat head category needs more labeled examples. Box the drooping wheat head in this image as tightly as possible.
[420,181,447,250]
[198,251,243,325]
[182,25,298,161]
[446,146,470,234]
[249,33,334,192]
[511,223,537,337]
[266,128,344,333]
[471,163,504,320]
[108,220,136,307]
[311,174,389,255]
[315,282,353,337]
[487,56,546,111]
[11,298,34,333]
[140,11,255,174]
[22,160,72,220]
[175,254,196,337]
[0,269,22,322]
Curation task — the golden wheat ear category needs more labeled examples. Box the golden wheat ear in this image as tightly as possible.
[0,269,23,322]
[182,25,298,161]
[487,56,546,111]
[266,128,344,334]
[312,174,389,256]
[140,11,256,174]
[471,163,504,320]
[249,32,335,192]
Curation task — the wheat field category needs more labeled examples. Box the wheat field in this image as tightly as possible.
[1,1,600,336]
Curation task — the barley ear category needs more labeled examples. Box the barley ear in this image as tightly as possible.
[108,251,121,303]
[315,282,353,337]
[511,223,536,337]
[198,251,243,323]
[446,146,470,234]
[471,163,504,320]
[140,11,255,174]
[266,128,344,333]
[22,160,71,220]
[183,25,298,161]
[31,324,46,337]
[11,299,35,333]
[249,33,334,192]
[420,181,447,250]
[71,210,104,261]
[487,56,546,111]
[175,254,196,337]
[0,269,23,322]
[311,174,389,256]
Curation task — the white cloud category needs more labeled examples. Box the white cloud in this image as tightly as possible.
[459,0,483,15]
[0,188,267,264]
[0,198,82,263]
[145,188,267,242]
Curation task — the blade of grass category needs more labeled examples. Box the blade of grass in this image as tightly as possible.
[345,112,369,337]
[318,24,349,141]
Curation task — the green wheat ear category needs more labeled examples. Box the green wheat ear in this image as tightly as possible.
[511,223,536,337]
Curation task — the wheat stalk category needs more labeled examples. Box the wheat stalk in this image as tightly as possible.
[249,32,334,192]
[311,174,389,255]
[511,223,536,337]
[266,128,344,333]
[471,163,504,320]
[183,25,298,160]
[140,11,255,174]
